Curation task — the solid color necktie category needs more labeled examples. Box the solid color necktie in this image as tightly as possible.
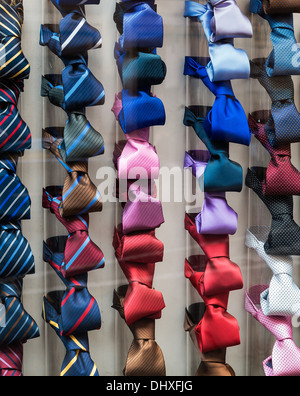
[0,342,23,377]
[42,186,105,277]
[184,1,250,81]
[250,0,300,77]
[184,151,238,235]
[245,167,300,255]
[184,57,251,146]
[184,304,236,376]
[183,106,243,192]
[250,58,300,147]
[245,285,300,376]
[112,285,166,376]
[246,228,300,316]
[261,0,300,14]
[249,111,300,196]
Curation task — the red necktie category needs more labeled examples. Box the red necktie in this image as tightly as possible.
[0,342,23,377]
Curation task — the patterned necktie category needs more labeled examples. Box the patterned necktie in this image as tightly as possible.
[245,285,300,376]
[112,285,166,376]
[184,57,251,146]
[183,106,243,192]
[0,153,30,222]
[184,304,236,376]
[250,58,300,147]
[249,111,300,196]
[0,279,39,346]
[184,151,238,235]
[245,167,300,255]
[42,130,102,217]
[0,342,23,377]
[246,228,300,316]
[42,187,105,277]
[184,1,250,81]
[0,2,30,80]
[261,0,300,14]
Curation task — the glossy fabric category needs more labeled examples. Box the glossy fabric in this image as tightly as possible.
[0,342,23,377]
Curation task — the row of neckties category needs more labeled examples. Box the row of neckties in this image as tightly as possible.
[40,0,105,376]
[0,0,40,377]
[183,0,253,376]
[244,0,300,377]
[111,0,166,376]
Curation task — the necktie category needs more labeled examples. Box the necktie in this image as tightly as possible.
[0,2,30,80]
[0,153,31,222]
[184,1,250,81]
[0,279,39,346]
[0,342,23,377]
[245,167,300,255]
[249,111,300,196]
[42,299,99,377]
[184,151,238,235]
[250,58,300,147]
[246,228,300,316]
[250,0,300,77]
[184,234,243,296]
[184,304,236,376]
[261,0,300,14]
[54,0,101,5]
[112,286,166,376]
[0,79,31,153]
[42,186,105,277]
[42,130,102,217]
[184,57,251,146]
[245,285,300,376]
[183,106,243,192]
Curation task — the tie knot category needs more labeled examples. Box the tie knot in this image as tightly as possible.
[0,153,18,173]
[0,279,22,300]
[130,318,155,341]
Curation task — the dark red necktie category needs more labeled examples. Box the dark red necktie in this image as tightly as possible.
[0,342,23,377]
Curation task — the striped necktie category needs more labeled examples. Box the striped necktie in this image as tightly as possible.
[0,2,30,80]
[0,279,39,346]
[0,153,31,222]
[42,131,102,217]
[0,341,23,377]
[0,79,31,153]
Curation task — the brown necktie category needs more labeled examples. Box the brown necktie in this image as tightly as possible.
[262,0,300,14]
[112,285,166,377]
[42,129,102,217]
[184,304,236,377]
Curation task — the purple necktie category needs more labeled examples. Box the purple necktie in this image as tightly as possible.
[245,285,300,376]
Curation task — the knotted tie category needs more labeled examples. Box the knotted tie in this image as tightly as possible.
[249,111,300,196]
[184,304,236,376]
[42,130,102,217]
[246,228,300,316]
[0,153,30,222]
[112,285,166,376]
[245,285,300,376]
[184,1,250,81]
[250,0,300,77]
[183,106,243,192]
[250,58,300,147]
[261,0,300,14]
[54,0,100,5]
[42,187,105,277]
[246,167,300,255]
[184,151,238,235]
[184,57,251,146]
[0,279,39,346]
[0,342,23,377]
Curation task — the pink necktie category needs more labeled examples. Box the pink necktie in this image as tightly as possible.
[245,285,300,376]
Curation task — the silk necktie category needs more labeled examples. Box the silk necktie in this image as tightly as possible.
[249,111,300,196]
[246,228,300,316]
[184,151,238,235]
[112,285,166,376]
[261,0,300,14]
[184,1,250,81]
[184,57,251,146]
[0,342,23,377]
[42,186,105,277]
[250,0,300,77]
[54,0,100,5]
[184,304,236,376]
[250,58,300,147]
[246,167,300,255]
[245,285,300,376]
[183,106,243,192]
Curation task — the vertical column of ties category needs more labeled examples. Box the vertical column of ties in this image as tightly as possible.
[0,0,40,377]
[245,0,300,377]
[111,0,167,376]
[39,0,105,376]
[183,0,252,376]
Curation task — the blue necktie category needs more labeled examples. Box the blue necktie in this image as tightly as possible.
[184,56,251,146]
